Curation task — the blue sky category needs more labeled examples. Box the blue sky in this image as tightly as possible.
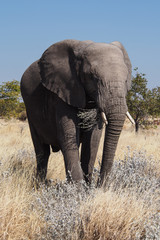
[0,0,159,88]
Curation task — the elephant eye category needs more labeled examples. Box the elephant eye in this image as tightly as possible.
[92,75,97,81]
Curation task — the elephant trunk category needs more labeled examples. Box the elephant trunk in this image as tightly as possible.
[99,98,127,186]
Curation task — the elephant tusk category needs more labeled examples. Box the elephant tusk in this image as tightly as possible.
[101,112,108,125]
[126,111,135,125]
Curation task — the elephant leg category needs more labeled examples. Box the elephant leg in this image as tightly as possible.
[36,144,50,181]
[59,129,83,182]
[28,119,50,181]
[80,126,102,184]
[62,149,83,182]
[57,108,83,182]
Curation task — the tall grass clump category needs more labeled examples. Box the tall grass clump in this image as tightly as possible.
[0,151,47,240]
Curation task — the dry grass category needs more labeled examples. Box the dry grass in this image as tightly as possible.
[97,119,160,177]
[0,160,47,240]
[0,118,160,239]
[79,190,151,240]
[117,120,160,161]
[0,118,160,180]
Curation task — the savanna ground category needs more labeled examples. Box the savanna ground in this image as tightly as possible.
[0,118,160,240]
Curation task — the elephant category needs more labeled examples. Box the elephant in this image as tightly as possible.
[20,39,132,186]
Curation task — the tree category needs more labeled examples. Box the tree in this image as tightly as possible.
[126,68,149,132]
[147,87,160,117]
[0,80,25,118]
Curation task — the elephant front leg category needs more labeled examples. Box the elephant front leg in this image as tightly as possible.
[80,125,102,184]
[63,149,84,182]
[57,112,84,182]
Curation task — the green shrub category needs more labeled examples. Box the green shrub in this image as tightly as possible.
[0,80,26,119]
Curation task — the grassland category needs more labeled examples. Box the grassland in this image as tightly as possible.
[0,119,160,239]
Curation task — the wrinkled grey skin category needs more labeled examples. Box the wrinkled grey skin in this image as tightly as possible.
[21,39,132,185]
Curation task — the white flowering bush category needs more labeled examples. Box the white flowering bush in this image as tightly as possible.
[31,149,160,240]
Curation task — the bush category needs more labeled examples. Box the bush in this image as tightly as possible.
[0,80,26,119]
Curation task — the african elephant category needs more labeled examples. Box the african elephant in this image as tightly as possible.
[21,39,132,186]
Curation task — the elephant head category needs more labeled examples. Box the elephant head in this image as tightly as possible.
[38,39,132,185]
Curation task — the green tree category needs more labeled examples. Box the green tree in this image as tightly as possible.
[147,87,160,117]
[126,68,149,132]
[0,80,25,118]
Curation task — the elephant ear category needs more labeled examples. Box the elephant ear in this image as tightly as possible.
[38,40,86,108]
